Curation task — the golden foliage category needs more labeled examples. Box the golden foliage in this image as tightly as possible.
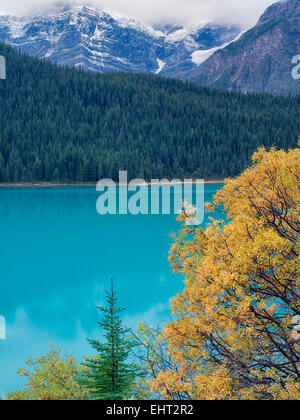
[6,346,88,400]
[152,144,300,400]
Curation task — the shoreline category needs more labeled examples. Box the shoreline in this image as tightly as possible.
[0,180,225,188]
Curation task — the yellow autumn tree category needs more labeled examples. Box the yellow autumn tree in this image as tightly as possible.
[151,144,300,400]
[6,346,88,400]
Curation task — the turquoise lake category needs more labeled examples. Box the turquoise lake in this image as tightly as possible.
[0,184,223,394]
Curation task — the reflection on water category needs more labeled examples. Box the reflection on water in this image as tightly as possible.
[0,185,223,394]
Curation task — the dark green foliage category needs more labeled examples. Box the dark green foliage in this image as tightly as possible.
[0,43,299,182]
[80,281,138,400]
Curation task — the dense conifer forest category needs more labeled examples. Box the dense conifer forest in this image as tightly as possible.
[0,43,299,182]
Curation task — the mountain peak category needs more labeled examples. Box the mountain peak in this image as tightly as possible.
[189,0,300,95]
[0,6,240,77]
[258,0,299,24]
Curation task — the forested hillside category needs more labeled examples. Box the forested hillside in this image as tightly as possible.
[0,43,299,182]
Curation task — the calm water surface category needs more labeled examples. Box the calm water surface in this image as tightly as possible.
[0,185,223,394]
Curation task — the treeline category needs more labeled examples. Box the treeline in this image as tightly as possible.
[0,43,299,182]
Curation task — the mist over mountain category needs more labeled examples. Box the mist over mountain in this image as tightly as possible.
[189,0,300,95]
[0,1,298,95]
[0,0,276,29]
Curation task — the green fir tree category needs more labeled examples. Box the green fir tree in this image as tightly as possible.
[80,280,138,400]
[0,42,299,183]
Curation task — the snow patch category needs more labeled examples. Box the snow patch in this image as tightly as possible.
[192,47,221,65]
[155,58,166,74]
[92,27,106,40]
[0,16,30,38]
[115,16,165,38]
[166,28,188,42]
[192,30,245,65]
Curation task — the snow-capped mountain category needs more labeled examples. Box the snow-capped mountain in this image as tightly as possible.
[0,5,240,77]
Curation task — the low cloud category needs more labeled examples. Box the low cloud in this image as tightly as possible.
[0,0,278,28]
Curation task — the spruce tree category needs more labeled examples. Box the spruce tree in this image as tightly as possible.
[0,42,299,183]
[80,280,138,400]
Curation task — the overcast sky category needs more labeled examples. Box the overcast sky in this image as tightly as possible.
[0,0,279,28]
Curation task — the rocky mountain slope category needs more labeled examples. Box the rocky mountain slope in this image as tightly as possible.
[0,5,240,78]
[189,0,300,95]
